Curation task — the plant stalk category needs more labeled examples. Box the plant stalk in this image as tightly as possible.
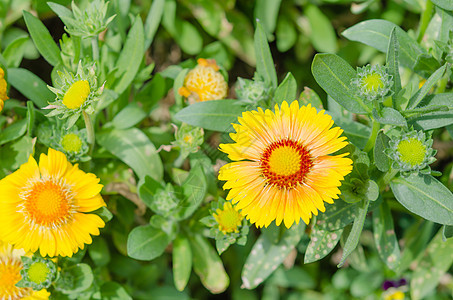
[83,110,95,154]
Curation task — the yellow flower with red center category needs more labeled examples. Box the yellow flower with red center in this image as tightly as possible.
[219,100,353,228]
[213,202,243,234]
[0,67,9,112]
[178,58,228,102]
[0,148,106,257]
[0,241,50,300]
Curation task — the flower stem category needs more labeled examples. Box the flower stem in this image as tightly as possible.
[379,167,399,192]
[364,120,380,152]
[91,36,99,61]
[83,110,95,154]
[417,0,434,43]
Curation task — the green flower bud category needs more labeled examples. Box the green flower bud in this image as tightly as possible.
[18,255,56,290]
[172,123,204,155]
[351,64,393,101]
[236,77,270,105]
[386,130,437,175]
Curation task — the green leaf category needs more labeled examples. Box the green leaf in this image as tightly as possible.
[138,175,163,209]
[127,225,171,261]
[413,54,441,78]
[312,54,371,114]
[0,119,27,145]
[3,36,29,68]
[442,225,453,241]
[254,0,282,35]
[386,28,402,98]
[276,15,297,52]
[410,230,453,300]
[407,63,447,109]
[273,73,297,105]
[373,201,401,270]
[47,2,77,28]
[55,263,94,294]
[268,267,316,290]
[88,237,111,267]
[333,117,370,149]
[431,0,453,10]
[186,0,222,37]
[254,21,278,88]
[338,199,370,267]
[114,15,145,95]
[173,235,192,291]
[7,68,54,108]
[391,174,453,225]
[304,4,338,53]
[437,6,453,43]
[398,221,434,273]
[23,11,62,66]
[100,282,132,300]
[374,131,391,172]
[0,136,34,174]
[316,199,358,231]
[372,107,407,126]
[304,227,343,264]
[136,73,167,112]
[97,128,163,180]
[26,101,35,137]
[111,103,147,129]
[342,20,426,70]
[174,100,246,132]
[299,87,323,109]
[409,93,453,130]
[189,234,229,294]
[174,164,207,220]
[144,0,165,49]
[242,223,305,289]
[350,271,383,298]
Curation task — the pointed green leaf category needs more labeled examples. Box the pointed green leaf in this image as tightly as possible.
[100,282,132,300]
[254,21,277,88]
[391,174,453,225]
[409,93,453,130]
[242,223,305,289]
[189,234,229,294]
[442,225,453,241]
[372,107,407,126]
[173,235,192,291]
[338,200,370,267]
[373,201,401,270]
[342,20,426,70]
[254,0,282,35]
[431,0,453,10]
[273,72,297,105]
[114,15,145,94]
[407,63,447,109]
[174,100,246,132]
[7,68,54,108]
[316,199,358,231]
[144,0,165,49]
[304,4,338,53]
[312,54,371,114]
[174,164,207,220]
[410,230,453,300]
[386,28,402,98]
[23,11,62,66]
[374,131,391,172]
[304,227,343,264]
[3,36,29,68]
[97,128,163,180]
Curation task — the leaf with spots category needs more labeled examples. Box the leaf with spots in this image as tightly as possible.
[241,223,305,289]
[410,229,453,300]
[304,226,343,264]
[316,198,358,231]
[373,201,401,270]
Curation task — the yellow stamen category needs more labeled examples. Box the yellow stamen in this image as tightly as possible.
[27,262,50,284]
[363,73,384,92]
[61,133,83,153]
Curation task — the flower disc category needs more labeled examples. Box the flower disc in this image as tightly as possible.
[219,101,352,228]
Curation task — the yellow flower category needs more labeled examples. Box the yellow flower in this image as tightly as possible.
[219,101,353,228]
[384,290,405,300]
[178,58,228,102]
[61,133,83,153]
[0,241,50,300]
[0,67,9,112]
[0,148,106,257]
[62,80,90,109]
[213,202,243,234]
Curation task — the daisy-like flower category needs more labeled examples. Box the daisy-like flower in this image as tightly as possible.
[0,148,106,257]
[219,100,353,228]
[46,62,103,129]
[0,67,9,112]
[178,58,228,103]
[0,241,50,299]
[19,255,56,290]
[213,202,244,234]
